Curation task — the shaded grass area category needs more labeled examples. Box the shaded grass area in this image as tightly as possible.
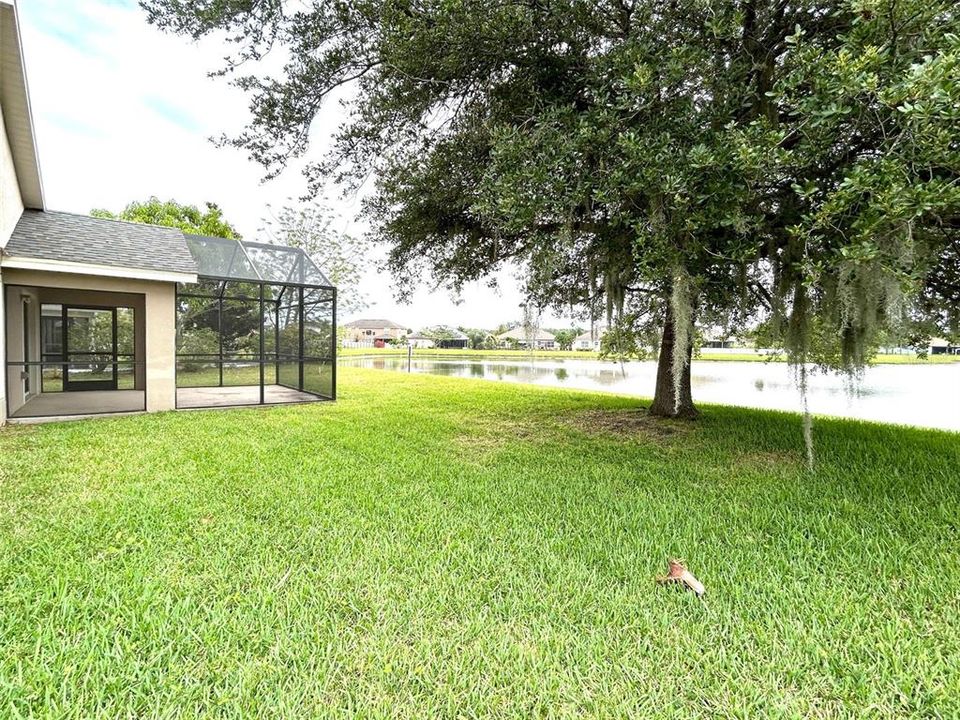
[1,368,958,717]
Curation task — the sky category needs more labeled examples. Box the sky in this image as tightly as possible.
[17,0,572,330]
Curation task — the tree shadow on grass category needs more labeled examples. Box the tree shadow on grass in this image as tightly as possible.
[563,407,694,441]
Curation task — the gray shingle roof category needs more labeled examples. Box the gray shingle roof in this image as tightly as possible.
[574,329,605,343]
[4,210,198,276]
[343,318,406,329]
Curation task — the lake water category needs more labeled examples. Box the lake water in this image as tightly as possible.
[341,355,960,432]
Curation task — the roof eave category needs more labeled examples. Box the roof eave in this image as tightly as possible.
[1,1,45,210]
[0,254,197,284]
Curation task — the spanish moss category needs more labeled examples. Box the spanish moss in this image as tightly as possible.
[670,267,694,413]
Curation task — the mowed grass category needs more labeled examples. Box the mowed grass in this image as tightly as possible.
[1,367,958,718]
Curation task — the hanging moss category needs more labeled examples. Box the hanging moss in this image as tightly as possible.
[669,267,694,413]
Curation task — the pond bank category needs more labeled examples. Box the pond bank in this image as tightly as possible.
[341,355,960,432]
[339,346,960,364]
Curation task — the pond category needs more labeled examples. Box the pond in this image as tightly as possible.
[340,355,960,432]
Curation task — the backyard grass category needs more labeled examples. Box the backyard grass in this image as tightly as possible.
[1,367,958,717]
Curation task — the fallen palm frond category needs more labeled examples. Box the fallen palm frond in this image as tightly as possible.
[656,558,705,597]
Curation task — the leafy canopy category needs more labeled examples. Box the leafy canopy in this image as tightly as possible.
[142,0,960,416]
[92,197,240,239]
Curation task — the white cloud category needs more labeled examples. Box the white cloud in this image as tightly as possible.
[18,0,574,330]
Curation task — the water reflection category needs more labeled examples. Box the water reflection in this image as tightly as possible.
[340,356,960,431]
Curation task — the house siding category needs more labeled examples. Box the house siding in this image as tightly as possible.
[344,326,405,343]
[0,102,24,247]
[0,99,26,425]
[0,271,4,424]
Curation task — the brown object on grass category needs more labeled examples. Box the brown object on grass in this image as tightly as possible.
[656,558,705,597]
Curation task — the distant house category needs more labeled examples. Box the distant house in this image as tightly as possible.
[432,326,469,349]
[929,337,959,355]
[702,336,737,349]
[573,328,605,351]
[496,327,556,350]
[701,327,740,349]
[342,318,408,344]
[407,326,469,349]
[406,332,435,349]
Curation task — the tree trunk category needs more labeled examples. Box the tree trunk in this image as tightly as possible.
[649,304,699,419]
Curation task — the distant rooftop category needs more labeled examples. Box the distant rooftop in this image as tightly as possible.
[439,328,468,340]
[344,318,406,329]
[574,329,606,343]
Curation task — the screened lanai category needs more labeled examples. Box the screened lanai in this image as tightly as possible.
[176,234,336,409]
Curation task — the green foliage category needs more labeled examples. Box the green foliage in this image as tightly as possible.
[459,327,495,350]
[92,197,240,238]
[304,322,333,358]
[419,325,458,341]
[67,310,135,373]
[600,315,653,362]
[548,329,577,352]
[175,327,219,372]
[764,7,960,373]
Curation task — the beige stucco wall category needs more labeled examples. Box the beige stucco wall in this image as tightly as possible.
[2,269,177,414]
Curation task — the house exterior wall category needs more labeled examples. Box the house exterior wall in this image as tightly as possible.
[2,284,38,415]
[0,272,4,424]
[344,325,406,343]
[496,335,556,350]
[0,103,24,248]
[573,332,604,351]
[0,101,26,425]
[2,269,177,414]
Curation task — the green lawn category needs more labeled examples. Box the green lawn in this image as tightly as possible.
[1,367,958,717]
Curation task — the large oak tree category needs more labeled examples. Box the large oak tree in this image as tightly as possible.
[142,0,959,418]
